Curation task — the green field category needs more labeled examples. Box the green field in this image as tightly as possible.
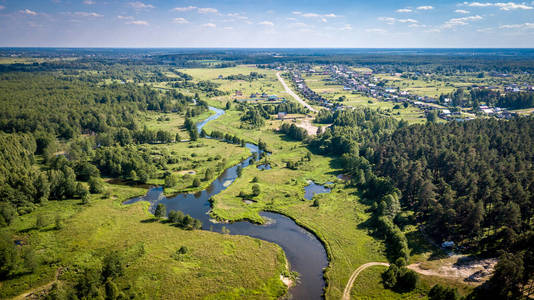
[0,184,287,299]
[143,138,250,194]
[179,66,288,102]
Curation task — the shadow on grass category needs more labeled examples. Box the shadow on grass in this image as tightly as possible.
[140,218,158,223]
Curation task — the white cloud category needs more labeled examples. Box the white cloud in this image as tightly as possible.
[378,17,397,24]
[198,7,218,14]
[172,6,197,12]
[83,0,96,4]
[455,9,471,13]
[118,15,134,20]
[227,13,248,20]
[499,22,534,28]
[378,17,418,24]
[292,11,338,21]
[417,6,434,10]
[286,17,297,21]
[20,9,38,16]
[74,11,103,17]
[259,21,274,26]
[127,20,149,25]
[396,8,413,13]
[223,26,233,30]
[464,2,533,10]
[203,23,216,28]
[442,15,483,28]
[172,17,189,24]
[398,18,418,23]
[129,2,154,9]
[340,24,352,30]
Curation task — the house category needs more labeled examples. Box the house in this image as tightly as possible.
[278,112,287,120]
[235,90,243,97]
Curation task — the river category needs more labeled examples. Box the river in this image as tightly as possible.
[124,106,328,299]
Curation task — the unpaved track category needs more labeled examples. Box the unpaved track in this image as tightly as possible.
[14,268,61,299]
[276,72,317,112]
[342,262,390,300]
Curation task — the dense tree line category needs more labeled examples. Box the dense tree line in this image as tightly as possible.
[240,106,267,128]
[0,72,195,139]
[366,118,534,253]
[309,108,400,156]
[279,123,308,141]
[221,72,265,81]
[444,88,534,109]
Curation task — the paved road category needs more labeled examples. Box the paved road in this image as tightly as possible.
[342,262,390,300]
[276,72,317,113]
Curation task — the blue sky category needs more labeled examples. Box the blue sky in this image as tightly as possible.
[0,0,533,47]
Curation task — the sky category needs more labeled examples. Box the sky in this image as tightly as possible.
[0,0,533,48]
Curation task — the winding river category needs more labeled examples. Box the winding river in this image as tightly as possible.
[124,106,328,299]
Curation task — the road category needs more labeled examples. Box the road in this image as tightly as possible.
[276,72,317,113]
[342,262,390,300]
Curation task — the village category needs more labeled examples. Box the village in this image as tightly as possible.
[262,63,534,122]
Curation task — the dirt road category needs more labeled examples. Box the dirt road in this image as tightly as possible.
[276,72,317,113]
[342,262,390,300]
[342,256,497,300]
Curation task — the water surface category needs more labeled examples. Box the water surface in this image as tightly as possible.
[124,106,328,299]
[304,181,332,200]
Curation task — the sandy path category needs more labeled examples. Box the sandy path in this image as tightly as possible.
[342,262,390,300]
[342,256,496,300]
[13,268,62,300]
[297,118,320,136]
[276,72,317,113]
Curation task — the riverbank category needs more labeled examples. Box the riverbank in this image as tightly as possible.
[1,184,288,299]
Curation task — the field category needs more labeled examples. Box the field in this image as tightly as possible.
[142,138,250,194]
[179,66,288,102]
[0,62,493,300]
[190,66,475,299]
[200,103,420,299]
[0,184,287,299]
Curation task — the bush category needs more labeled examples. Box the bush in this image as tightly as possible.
[397,268,418,291]
[252,184,260,196]
[88,177,105,194]
[154,203,166,219]
[428,284,459,300]
[382,265,398,288]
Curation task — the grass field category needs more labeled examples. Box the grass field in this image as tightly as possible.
[179,66,287,102]
[201,106,389,299]
[0,184,287,299]
[350,264,474,299]
[142,138,250,194]
[198,99,473,298]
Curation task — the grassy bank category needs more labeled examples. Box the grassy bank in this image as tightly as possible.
[0,183,287,299]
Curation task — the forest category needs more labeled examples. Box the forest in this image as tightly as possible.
[1,50,533,299]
